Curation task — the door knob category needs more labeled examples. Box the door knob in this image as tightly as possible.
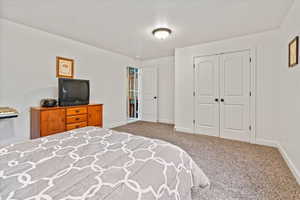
[153,96,157,99]
[221,99,224,102]
[214,98,219,102]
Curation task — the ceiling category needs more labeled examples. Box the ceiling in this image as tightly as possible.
[0,0,295,60]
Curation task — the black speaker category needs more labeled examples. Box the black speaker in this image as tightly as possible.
[40,99,58,107]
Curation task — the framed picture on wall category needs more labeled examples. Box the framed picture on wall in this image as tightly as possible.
[289,36,299,67]
[56,56,74,78]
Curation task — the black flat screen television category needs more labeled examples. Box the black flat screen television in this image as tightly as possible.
[58,78,90,106]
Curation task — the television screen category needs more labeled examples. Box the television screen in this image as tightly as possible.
[58,78,90,106]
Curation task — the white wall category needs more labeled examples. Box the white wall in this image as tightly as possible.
[175,30,281,143]
[0,19,138,143]
[277,0,300,183]
[141,57,175,124]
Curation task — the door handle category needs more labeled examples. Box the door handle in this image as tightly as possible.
[221,99,224,102]
[153,96,157,99]
[214,98,219,102]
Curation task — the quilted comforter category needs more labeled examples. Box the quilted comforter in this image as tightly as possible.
[0,127,209,200]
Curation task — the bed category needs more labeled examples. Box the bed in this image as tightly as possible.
[0,127,209,200]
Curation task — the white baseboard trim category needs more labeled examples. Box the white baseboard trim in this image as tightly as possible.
[255,139,279,147]
[174,126,194,134]
[127,119,140,124]
[159,119,174,124]
[277,144,300,185]
[0,136,28,146]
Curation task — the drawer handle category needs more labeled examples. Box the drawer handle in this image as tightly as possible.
[76,110,80,113]
[76,118,80,120]
[76,125,80,128]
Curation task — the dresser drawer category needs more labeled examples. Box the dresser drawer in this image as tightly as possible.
[66,114,87,124]
[66,107,87,116]
[66,122,87,131]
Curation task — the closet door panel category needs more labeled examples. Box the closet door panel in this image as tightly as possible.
[219,50,251,142]
[194,55,220,137]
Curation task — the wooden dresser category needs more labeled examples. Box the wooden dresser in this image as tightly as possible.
[30,104,103,139]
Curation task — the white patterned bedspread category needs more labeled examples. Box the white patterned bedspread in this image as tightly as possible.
[0,127,209,200]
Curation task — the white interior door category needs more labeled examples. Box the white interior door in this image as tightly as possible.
[219,51,251,142]
[141,67,158,122]
[194,55,220,137]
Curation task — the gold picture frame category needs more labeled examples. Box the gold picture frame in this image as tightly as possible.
[56,56,74,78]
[289,36,299,67]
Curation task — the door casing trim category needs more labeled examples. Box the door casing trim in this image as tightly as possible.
[193,47,256,144]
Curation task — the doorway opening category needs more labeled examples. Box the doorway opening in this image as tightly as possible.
[127,67,140,122]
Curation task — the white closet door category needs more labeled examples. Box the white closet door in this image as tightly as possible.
[141,67,158,122]
[194,55,220,137]
[219,51,251,142]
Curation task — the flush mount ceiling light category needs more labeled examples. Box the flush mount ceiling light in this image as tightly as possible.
[152,28,172,40]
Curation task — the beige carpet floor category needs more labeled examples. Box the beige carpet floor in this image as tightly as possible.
[114,121,300,200]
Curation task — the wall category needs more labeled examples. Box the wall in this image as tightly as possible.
[141,56,175,124]
[277,0,300,183]
[0,19,138,143]
[175,30,281,144]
